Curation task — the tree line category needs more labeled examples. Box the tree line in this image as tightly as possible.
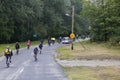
[81,0,120,44]
[0,0,119,44]
[0,0,84,43]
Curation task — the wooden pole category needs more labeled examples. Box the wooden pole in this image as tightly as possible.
[72,5,74,34]
[71,5,74,50]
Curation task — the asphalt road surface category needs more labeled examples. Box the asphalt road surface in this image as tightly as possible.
[0,44,69,80]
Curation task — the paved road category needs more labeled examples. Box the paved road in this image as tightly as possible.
[0,44,69,80]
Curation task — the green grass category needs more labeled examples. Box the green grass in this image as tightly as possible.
[58,41,120,80]
[64,66,120,80]
[57,46,74,60]
[56,41,120,60]
[0,41,41,56]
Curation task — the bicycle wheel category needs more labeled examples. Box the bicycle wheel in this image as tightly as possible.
[16,49,19,55]
[40,51,41,54]
[34,55,37,61]
[6,62,9,68]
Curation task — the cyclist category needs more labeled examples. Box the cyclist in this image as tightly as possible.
[58,36,62,43]
[39,43,43,54]
[15,42,20,55]
[4,47,13,67]
[33,47,39,61]
[48,37,51,46]
[40,38,44,44]
[27,40,31,49]
[51,37,55,45]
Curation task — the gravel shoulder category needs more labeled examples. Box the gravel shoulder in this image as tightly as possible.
[56,59,120,67]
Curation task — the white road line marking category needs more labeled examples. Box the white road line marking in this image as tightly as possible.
[13,67,24,80]
[9,60,30,80]
[6,67,24,80]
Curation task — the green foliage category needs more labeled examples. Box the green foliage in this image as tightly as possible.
[0,0,44,43]
[0,0,84,43]
[81,0,120,43]
[0,0,119,44]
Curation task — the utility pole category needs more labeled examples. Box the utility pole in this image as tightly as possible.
[72,5,74,34]
[71,5,75,50]
[66,6,75,50]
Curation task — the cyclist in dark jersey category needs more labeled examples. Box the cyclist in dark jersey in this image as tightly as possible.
[15,42,20,55]
[33,47,39,61]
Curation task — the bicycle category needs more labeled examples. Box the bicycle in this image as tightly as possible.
[6,56,11,68]
[39,48,42,54]
[16,49,19,55]
[15,42,20,54]
[6,61,10,68]
[39,43,43,54]
[27,45,30,49]
[27,40,31,49]
[34,54,37,61]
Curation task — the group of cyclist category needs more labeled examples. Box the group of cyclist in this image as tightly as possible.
[4,39,44,67]
[4,36,62,67]
[4,36,63,67]
[48,37,60,46]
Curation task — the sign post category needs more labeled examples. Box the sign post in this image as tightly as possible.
[71,6,75,50]
[70,33,75,50]
[70,33,75,39]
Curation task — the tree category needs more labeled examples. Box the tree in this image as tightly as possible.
[0,0,84,43]
[81,0,120,43]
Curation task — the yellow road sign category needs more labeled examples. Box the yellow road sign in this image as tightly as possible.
[70,33,75,39]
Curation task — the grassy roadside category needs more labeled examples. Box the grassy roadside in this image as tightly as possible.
[0,41,41,56]
[56,41,120,60]
[64,66,120,80]
[56,41,120,80]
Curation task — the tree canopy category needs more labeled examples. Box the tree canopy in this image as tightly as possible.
[0,0,119,44]
[81,0,120,44]
[0,0,83,43]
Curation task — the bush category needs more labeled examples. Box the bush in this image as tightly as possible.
[109,36,120,45]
